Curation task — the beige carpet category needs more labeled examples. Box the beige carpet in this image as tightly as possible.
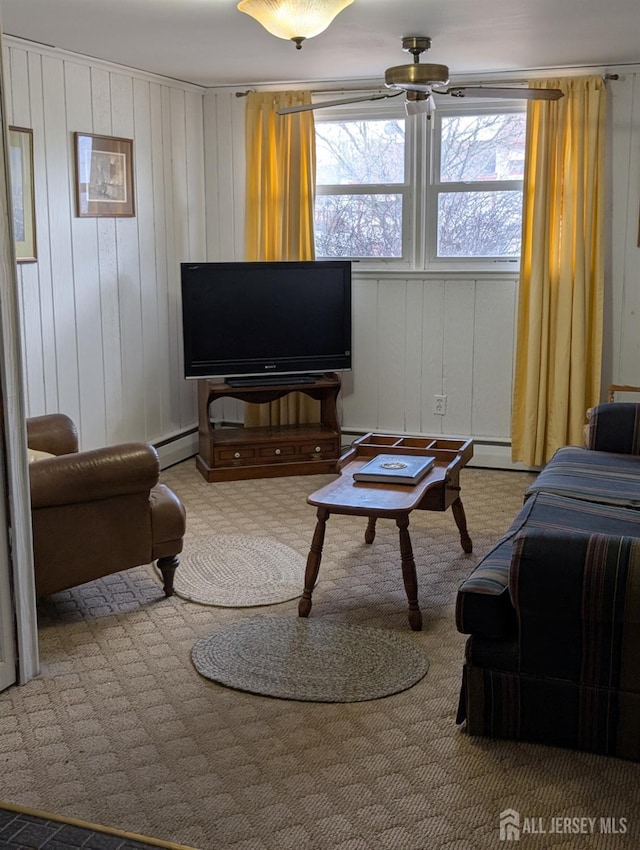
[1,461,639,849]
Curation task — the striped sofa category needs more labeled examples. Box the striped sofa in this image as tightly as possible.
[456,402,640,760]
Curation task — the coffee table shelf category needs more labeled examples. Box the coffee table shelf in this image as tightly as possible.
[340,433,473,467]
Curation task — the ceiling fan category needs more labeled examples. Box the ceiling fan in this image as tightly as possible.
[278,36,564,116]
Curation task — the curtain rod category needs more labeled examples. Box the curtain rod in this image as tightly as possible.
[235,73,619,98]
[235,87,386,97]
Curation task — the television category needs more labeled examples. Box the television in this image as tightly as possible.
[180,260,352,385]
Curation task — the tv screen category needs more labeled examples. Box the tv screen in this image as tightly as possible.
[180,260,352,382]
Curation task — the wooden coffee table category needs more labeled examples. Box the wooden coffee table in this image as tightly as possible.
[298,433,473,630]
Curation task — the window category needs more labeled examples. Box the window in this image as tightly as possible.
[431,109,526,260]
[313,98,526,268]
[314,113,409,260]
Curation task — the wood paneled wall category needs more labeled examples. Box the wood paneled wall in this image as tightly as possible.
[342,274,517,441]
[4,39,205,450]
[5,43,640,466]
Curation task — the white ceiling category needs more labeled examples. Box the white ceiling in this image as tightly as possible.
[1,0,640,89]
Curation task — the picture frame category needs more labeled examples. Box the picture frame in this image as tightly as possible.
[74,132,135,217]
[8,127,37,263]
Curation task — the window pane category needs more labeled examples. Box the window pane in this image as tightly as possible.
[437,191,522,257]
[315,194,403,258]
[440,113,526,182]
[315,120,405,185]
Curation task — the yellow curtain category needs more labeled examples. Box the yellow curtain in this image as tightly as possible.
[511,76,607,467]
[244,90,319,426]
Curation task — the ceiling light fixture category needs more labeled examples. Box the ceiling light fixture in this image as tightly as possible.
[237,0,354,49]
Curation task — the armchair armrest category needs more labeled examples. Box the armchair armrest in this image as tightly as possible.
[26,414,79,456]
[508,528,640,688]
[585,403,640,454]
[29,442,160,509]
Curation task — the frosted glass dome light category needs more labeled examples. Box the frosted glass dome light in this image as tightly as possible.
[237,0,355,49]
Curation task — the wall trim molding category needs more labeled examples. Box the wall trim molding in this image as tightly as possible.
[155,424,536,473]
[2,35,206,92]
[204,63,640,93]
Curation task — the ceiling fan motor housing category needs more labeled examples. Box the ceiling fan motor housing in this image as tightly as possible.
[385,63,450,92]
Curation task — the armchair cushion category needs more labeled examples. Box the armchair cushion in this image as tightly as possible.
[27,448,55,463]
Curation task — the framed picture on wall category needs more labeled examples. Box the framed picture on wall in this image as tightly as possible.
[8,127,37,263]
[74,132,135,217]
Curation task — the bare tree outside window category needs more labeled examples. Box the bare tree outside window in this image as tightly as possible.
[437,191,523,257]
[436,112,526,257]
[313,105,526,263]
[315,119,406,258]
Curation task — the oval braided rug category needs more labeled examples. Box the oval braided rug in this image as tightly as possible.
[173,535,306,607]
[191,617,429,702]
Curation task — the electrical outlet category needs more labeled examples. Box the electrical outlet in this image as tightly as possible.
[434,394,447,415]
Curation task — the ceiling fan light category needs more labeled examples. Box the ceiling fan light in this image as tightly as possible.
[237,0,354,47]
[404,91,434,116]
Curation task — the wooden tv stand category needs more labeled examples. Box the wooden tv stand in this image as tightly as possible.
[196,373,342,482]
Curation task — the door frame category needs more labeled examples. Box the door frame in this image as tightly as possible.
[0,25,39,687]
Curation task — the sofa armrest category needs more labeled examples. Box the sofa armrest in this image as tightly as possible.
[585,403,640,454]
[508,528,640,687]
[29,442,160,509]
[26,414,79,456]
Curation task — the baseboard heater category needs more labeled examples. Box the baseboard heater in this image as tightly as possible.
[154,426,198,470]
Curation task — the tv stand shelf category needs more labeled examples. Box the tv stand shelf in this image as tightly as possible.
[196,373,342,482]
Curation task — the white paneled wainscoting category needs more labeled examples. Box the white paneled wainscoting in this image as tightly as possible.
[205,271,526,470]
[341,272,521,468]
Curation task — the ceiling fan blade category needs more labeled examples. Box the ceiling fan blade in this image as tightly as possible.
[441,86,564,101]
[277,91,402,115]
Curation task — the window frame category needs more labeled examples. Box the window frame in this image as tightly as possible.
[426,100,527,270]
[312,92,528,272]
[313,96,414,268]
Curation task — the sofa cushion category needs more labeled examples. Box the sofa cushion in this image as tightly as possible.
[586,402,640,455]
[456,491,640,640]
[524,445,640,507]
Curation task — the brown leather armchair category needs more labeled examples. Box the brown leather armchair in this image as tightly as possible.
[26,413,186,598]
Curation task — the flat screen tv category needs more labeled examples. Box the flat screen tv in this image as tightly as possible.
[180,260,352,384]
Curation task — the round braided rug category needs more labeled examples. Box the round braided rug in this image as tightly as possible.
[173,535,305,607]
[191,617,429,702]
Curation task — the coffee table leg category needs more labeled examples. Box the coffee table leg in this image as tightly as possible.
[396,516,423,631]
[451,497,473,553]
[299,507,329,619]
[365,516,377,544]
